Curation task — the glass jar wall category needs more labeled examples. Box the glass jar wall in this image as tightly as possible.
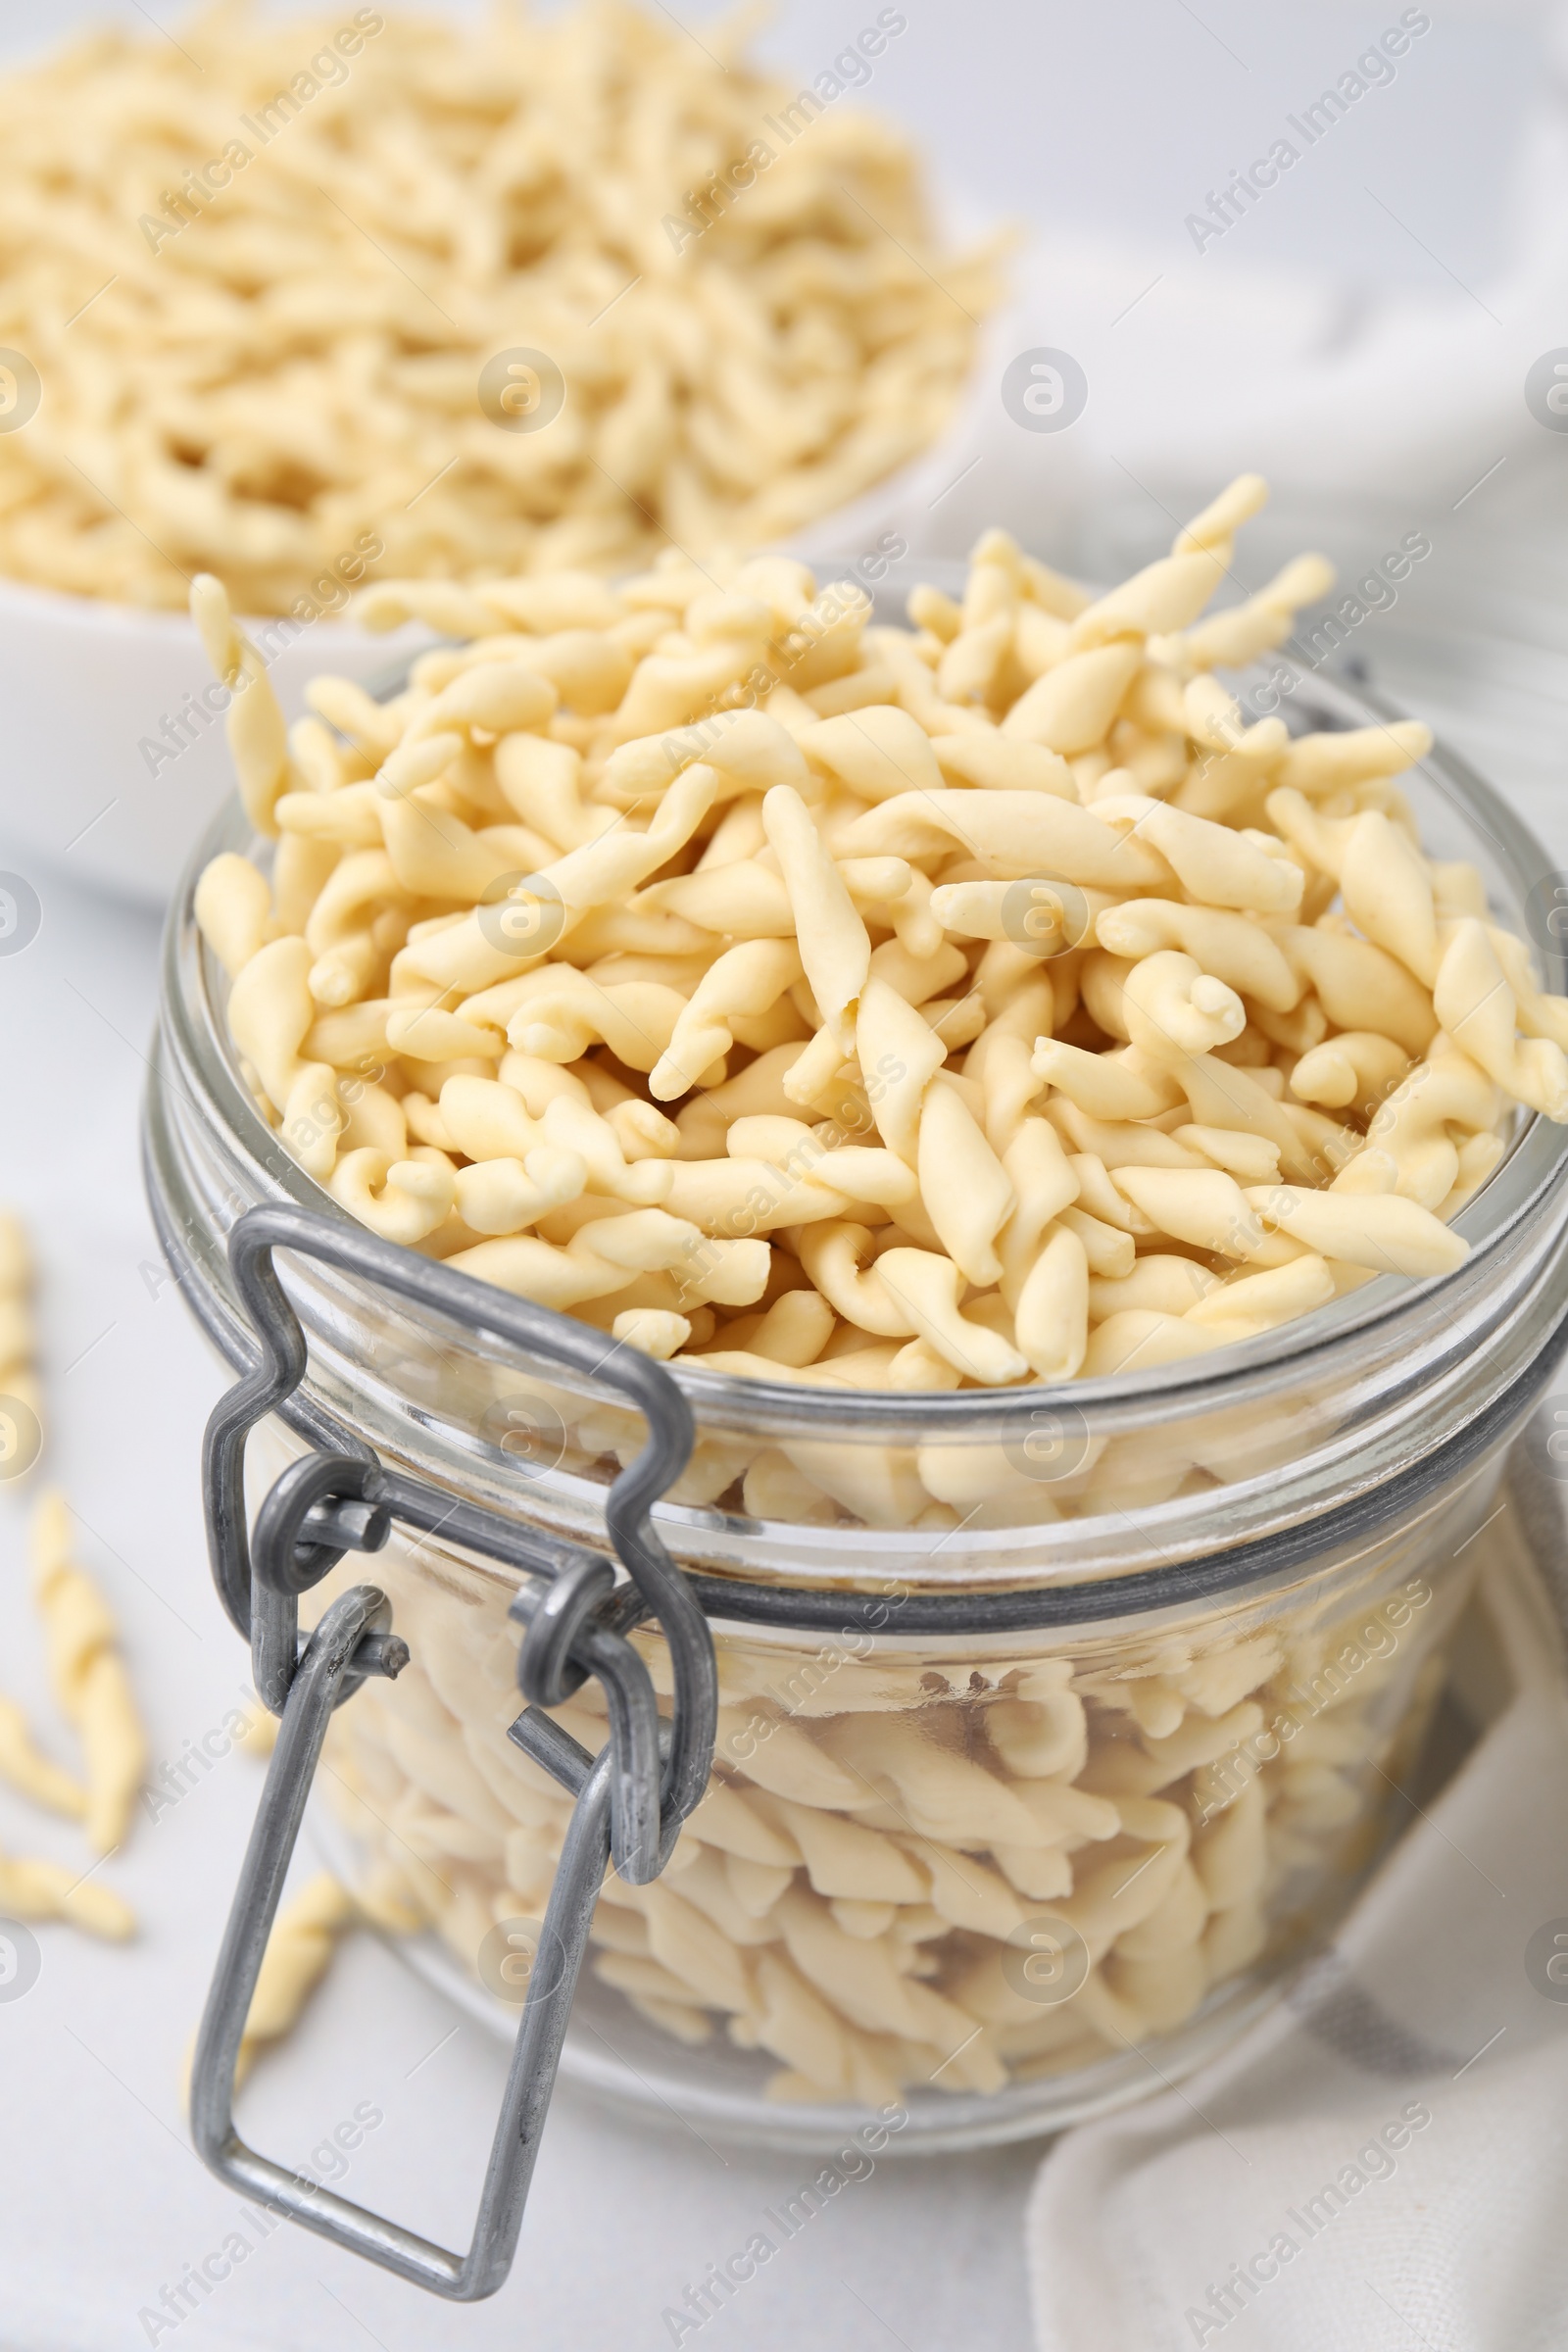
[304,1469,1480,2146]
[147,649,1568,2144]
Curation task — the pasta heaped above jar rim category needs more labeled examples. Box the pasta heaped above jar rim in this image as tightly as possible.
[188,472,1568,1444]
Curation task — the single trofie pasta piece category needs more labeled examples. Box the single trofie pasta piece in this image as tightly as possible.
[0,1208,40,1469]
[0,5,1001,612]
[175,1862,423,2098]
[226,1873,356,2092]
[176,1871,360,2104]
[30,1493,150,1857]
[195,471,1565,1452]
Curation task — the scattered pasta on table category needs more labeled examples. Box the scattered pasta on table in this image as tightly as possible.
[0,1209,40,1477]
[0,1215,142,1939]
[30,1493,149,1859]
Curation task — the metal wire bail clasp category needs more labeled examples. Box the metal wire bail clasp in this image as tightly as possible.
[187,1202,713,2300]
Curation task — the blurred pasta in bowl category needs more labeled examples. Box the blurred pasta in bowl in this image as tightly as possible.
[0,1,1001,898]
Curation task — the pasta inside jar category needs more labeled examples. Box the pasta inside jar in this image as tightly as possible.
[311,1477,1474,2113]
[148,539,1568,2140]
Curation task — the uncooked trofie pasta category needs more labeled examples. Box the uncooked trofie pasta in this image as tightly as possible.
[0,1214,142,1936]
[0,1209,39,1472]
[178,1856,427,2099]
[316,1504,1469,2102]
[226,1871,355,2091]
[0,4,1000,612]
[30,1493,150,1857]
[194,471,1568,1501]
[0,1851,134,1942]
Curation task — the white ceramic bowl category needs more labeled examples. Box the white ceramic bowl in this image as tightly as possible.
[0,574,427,905]
[0,399,982,909]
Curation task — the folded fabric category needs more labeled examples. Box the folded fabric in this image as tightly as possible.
[1026,1457,1568,2351]
[795,26,1568,573]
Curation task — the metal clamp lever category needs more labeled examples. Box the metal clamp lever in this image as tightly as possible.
[188,1203,712,2301]
[191,1586,613,2298]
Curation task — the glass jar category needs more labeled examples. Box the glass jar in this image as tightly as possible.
[145,648,1568,2151]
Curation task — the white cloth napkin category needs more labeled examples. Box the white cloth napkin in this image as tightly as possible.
[792,16,1568,579]
[1025,1476,1568,2352]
